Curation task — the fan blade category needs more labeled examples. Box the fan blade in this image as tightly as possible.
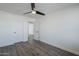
[24,11,32,15]
[31,3,35,10]
[36,11,45,16]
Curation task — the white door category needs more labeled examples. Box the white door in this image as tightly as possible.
[24,22,28,41]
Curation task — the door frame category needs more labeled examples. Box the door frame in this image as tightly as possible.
[27,21,34,41]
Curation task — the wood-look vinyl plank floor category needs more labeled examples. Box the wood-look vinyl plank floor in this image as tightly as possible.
[0,40,78,56]
[34,40,77,56]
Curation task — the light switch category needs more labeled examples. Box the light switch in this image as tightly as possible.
[14,32,16,34]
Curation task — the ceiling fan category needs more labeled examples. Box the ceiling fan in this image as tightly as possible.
[24,3,45,16]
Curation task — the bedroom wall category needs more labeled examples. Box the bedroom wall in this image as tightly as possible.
[37,5,79,55]
[0,10,35,47]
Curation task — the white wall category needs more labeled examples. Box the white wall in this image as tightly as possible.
[37,5,79,55]
[0,10,35,47]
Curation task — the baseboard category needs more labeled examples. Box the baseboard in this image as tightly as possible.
[40,40,79,55]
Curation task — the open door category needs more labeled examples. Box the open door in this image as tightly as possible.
[28,22,34,44]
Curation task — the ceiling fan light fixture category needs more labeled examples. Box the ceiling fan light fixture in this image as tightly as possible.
[24,3,45,16]
[32,10,36,14]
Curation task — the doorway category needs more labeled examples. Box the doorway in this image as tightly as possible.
[28,22,34,44]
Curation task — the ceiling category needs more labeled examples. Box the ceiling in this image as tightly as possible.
[0,3,78,19]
